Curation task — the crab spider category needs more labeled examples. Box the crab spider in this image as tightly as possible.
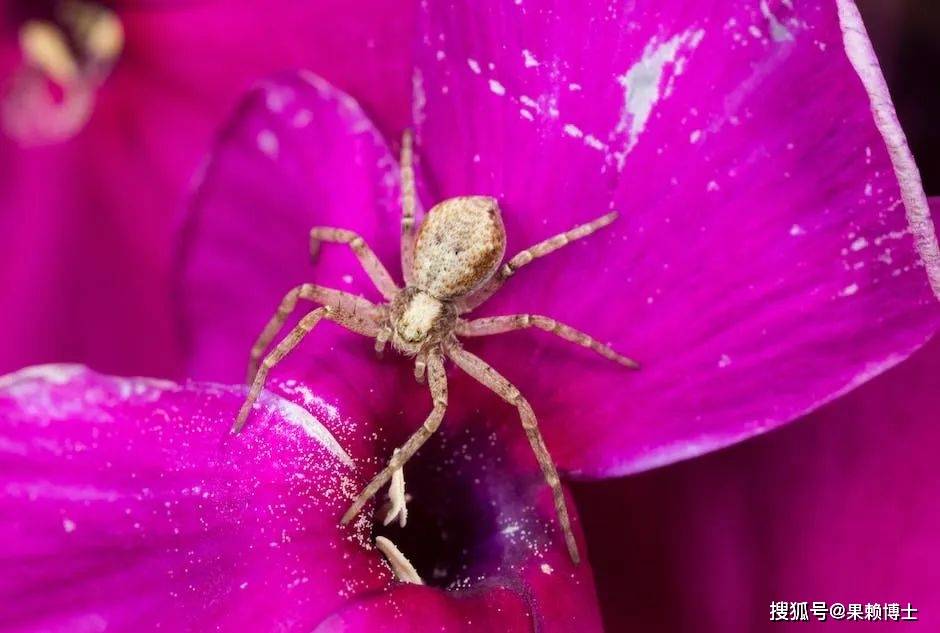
[233,131,638,564]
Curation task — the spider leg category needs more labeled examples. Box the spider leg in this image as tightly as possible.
[413,350,427,384]
[456,314,638,368]
[374,326,392,358]
[247,283,381,383]
[444,339,580,564]
[341,350,448,525]
[233,306,379,434]
[459,211,618,313]
[310,227,399,300]
[399,129,418,285]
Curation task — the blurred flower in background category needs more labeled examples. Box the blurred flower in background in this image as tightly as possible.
[0,0,413,377]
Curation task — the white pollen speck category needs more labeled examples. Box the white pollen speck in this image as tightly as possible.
[257,130,279,159]
[264,87,291,113]
[839,283,859,297]
[706,180,720,192]
[615,29,705,168]
[563,124,583,139]
[789,224,805,236]
[488,79,506,96]
[467,58,481,74]
[520,109,534,121]
[341,274,353,284]
[435,50,445,61]
[63,518,76,533]
[690,129,702,143]
[760,0,794,42]
[540,563,554,575]
[522,49,539,68]
[748,25,763,39]
[718,354,731,368]
[472,153,481,163]
[864,183,873,197]
[568,82,582,91]
[239,582,249,590]
[850,237,869,252]
[292,109,312,128]
[584,134,607,151]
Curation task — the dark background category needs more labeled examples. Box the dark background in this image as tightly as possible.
[857,0,939,193]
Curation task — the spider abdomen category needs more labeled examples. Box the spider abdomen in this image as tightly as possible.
[412,196,506,299]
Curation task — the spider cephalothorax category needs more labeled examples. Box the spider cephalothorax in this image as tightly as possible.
[234,132,637,564]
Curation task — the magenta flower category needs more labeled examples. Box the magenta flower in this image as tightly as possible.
[1,0,938,630]
[0,365,601,629]
[0,0,413,377]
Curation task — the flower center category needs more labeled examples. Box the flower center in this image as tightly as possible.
[370,428,502,588]
[2,0,123,144]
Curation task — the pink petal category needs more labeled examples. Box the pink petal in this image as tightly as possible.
[413,0,940,476]
[0,365,603,630]
[576,329,940,631]
[0,364,388,630]
[316,585,532,632]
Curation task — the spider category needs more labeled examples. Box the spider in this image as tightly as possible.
[233,131,637,564]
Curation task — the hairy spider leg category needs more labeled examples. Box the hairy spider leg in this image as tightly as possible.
[310,227,399,300]
[233,306,379,433]
[456,314,638,368]
[246,283,381,383]
[445,340,580,564]
[459,211,619,313]
[400,129,418,285]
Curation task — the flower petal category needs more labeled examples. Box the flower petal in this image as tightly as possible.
[576,329,940,631]
[177,72,422,453]
[0,365,603,630]
[0,364,389,629]
[414,0,940,476]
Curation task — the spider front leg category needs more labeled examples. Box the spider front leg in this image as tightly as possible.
[399,129,418,285]
[456,314,639,368]
[234,306,379,433]
[309,227,399,300]
[341,350,448,525]
[459,211,618,313]
[247,283,380,383]
[445,340,580,564]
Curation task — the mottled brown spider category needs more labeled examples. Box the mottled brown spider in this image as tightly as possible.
[233,131,637,564]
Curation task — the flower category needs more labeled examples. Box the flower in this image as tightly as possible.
[0,0,413,377]
[1,0,937,630]
[0,364,602,629]
[576,316,940,631]
[174,0,939,626]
